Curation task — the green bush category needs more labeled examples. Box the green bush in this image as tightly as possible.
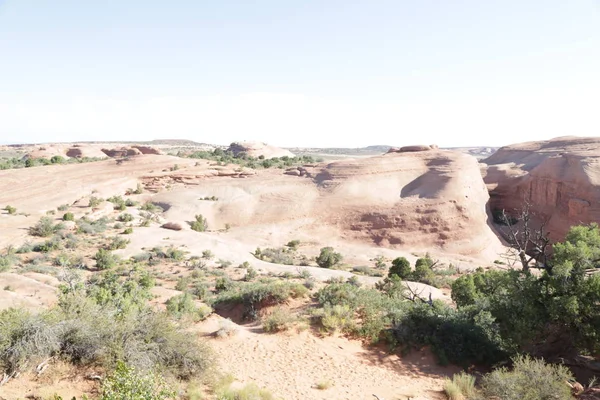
[29,216,63,237]
[0,254,17,272]
[118,213,134,222]
[101,361,175,400]
[95,249,119,270]
[62,212,75,221]
[77,217,109,234]
[388,257,411,279]
[165,293,211,322]
[444,372,477,400]
[202,250,214,259]
[88,196,103,208]
[57,204,69,211]
[479,355,573,400]
[316,247,343,268]
[190,214,208,232]
[123,227,133,235]
[107,236,130,250]
[4,205,16,215]
[262,307,297,332]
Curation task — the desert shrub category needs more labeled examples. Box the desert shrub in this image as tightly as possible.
[215,277,234,292]
[122,227,133,235]
[118,213,134,222]
[107,236,130,250]
[62,212,75,221]
[29,216,63,237]
[388,257,411,279]
[57,204,69,211]
[193,282,209,300]
[101,361,175,400]
[140,202,161,213]
[374,255,386,269]
[33,235,64,252]
[175,276,191,291]
[262,307,297,332]
[0,254,17,272]
[444,372,477,400]
[412,263,435,285]
[285,240,300,250]
[346,275,362,287]
[214,281,307,320]
[88,196,102,207]
[243,266,257,281]
[259,247,295,265]
[163,246,186,261]
[4,205,16,215]
[316,247,343,268]
[202,249,214,259]
[95,249,119,270]
[16,241,34,254]
[352,265,383,277]
[313,304,355,333]
[77,217,109,234]
[216,259,232,268]
[53,252,73,267]
[479,355,573,400]
[190,214,208,232]
[166,293,211,322]
[125,198,139,207]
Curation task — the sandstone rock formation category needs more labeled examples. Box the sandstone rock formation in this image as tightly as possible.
[387,144,439,153]
[131,145,162,155]
[101,147,142,157]
[227,141,295,159]
[482,136,600,241]
[301,149,499,255]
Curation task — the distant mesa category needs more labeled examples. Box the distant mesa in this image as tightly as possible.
[387,144,439,153]
[227,141,295,159]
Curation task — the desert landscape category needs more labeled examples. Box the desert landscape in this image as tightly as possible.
[1,138,599,400]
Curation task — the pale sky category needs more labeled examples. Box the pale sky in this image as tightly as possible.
[0,1,599,148]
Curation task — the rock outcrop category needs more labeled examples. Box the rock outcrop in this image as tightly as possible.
[101,147,142,157]
[227,141,295,159]
[482,136,600,241]
[299,149,501,256]
[387,145,439,153]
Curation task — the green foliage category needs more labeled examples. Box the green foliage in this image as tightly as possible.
[316,247,343,268]
[262,307,297,332]
[190,214,208,232]
[62,212,75,221]
[29,216,63,237]
[88,196,103,208]
[185,148,315,171]
[166,293,211,322]
[4,205,16,215]
[285,240,300,250]
[118,213,134,222]
[101,361,175,400]
[57,204,69,211]
[95,249,119,270]
[244,266,258,281]
[108,195,127,211]
[388,257,411,279]
[479,355,573,400]
[77,216,109,234]
[444,372,477,400]
[123,227,133,234]
[202,249,214,259]
[107,236,130,250]
[213,280,308,320]
[215,382,274,400]
[0,254,17,272]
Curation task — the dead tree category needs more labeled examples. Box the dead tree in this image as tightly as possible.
[498,202,551,272]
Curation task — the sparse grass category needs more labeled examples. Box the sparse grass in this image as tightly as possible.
[315,380,333,390]
[262,307,297,332]
[444,372,477,400]
[215,382,274,400]
[202,250,214,260]
[0,254,17,272]
[117,213,134,222]
[88,196,103,207]
[77,217,109,234]
[57,204,69,211]
[122,227,133,234]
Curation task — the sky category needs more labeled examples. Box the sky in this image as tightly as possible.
[0,1,599,148]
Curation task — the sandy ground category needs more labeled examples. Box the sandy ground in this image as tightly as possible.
[195,315,456,400]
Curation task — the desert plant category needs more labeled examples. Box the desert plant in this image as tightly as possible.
[57,204,69,211]
[244,266,258,281]
[106,236,130,250]
[202,249,214,259]
[95,248,119,270]
[62,212,75,221]
[118,213,134,222]
[262,307,296,332]
[166,293,211,322]
[316,247,343,268]
[122,227,133,235]
[29,216,63,237]
[101,361,175,400]
[88,196,102,207]
[286,240,301,250]
[389,257,411,279]
[444,372,477,400]
[479,355,573,400]
[190,214,208,232]
[4,205,16,215]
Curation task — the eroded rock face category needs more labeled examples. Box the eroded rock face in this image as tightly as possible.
[227,141,295,159]
[101,147,142,157]
[387,144,438,153]
[300,149,500,256]
[482,136,600,241]
[131,145,162,155]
